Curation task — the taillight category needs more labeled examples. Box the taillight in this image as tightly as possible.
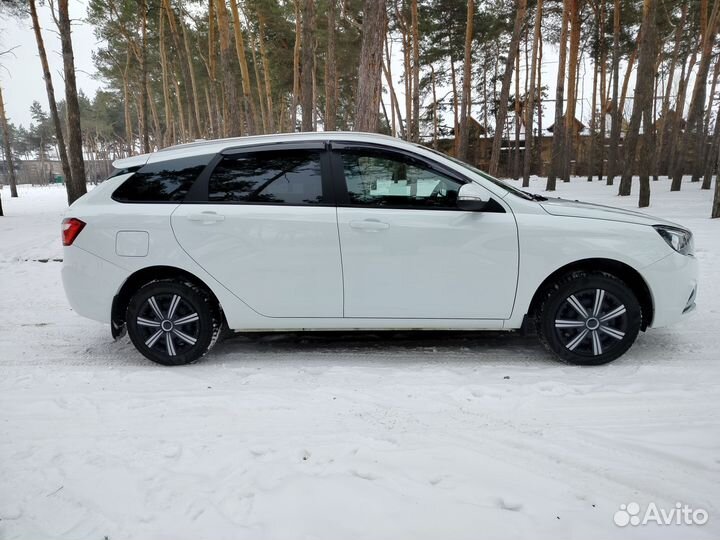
[62,218,86,246]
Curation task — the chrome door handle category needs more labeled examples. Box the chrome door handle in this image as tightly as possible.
[187,211,225,223]
[349,219,390,231]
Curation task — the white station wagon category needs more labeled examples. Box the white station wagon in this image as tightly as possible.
[61,132,698,366]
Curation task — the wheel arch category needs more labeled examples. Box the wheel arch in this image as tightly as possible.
[525,258,654,331]
[111,265,225,338]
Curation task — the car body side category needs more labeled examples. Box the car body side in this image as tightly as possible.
[61,133,698,335]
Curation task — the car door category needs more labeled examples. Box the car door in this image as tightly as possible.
[333,144,519,319]
[171,143,343,318]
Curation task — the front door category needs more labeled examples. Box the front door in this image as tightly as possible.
[172,145,343,318]
[333,147,519,319]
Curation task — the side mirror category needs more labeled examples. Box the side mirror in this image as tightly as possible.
[457,183,488,211]
[457,197,488,211]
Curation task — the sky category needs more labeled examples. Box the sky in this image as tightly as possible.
[0,0,102,129]
[0,0,644,139]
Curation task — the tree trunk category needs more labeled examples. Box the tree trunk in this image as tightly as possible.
[513,40,522,180]
[684,0,720,183]
[698,57,720,187]
[383,53,406,138]
[122,53,134,152]
[547,0,570,191]
[159,8,174,146]
[450,55,459,154]
[0,85,18,198]
[638,111,652,207]
[139,0,149,153]
[229,0,259,134]
[256,15,276,133]
[29,0,73,195]
[180,17,204,138]
[702,101,720,189]
[325,0,337,131]
[458,0,474,160]
[215,0,242,137]
[619,0,657,199]
[410,0,420,142]
[172,62,188,139]
[713,173,720,217]
[58,0,87,204]
[563,0,581,181]
[587,39,598,182]
[249,33,267,132]
[711,143,720,215]
[163,0,199,139]
[668,48,697,187]
[596,0,607,180]
[655,3,687,175]
[536,38,543,176]
[301,0,316,131]
[146,81,162,146]
[522,0,543,187]
[354,0,386,132]
[431,64,439,148]
[207,0,219,137]
[606,0,621,184]
[489,0,527,176]
[395,3,411,140]
[292,1,301,130]
[618,48,637,121]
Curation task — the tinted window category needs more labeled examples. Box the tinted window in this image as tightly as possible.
[112,155,212,202]
[341,151,462,208]
[208,150,324,204]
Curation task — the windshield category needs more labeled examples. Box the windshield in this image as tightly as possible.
[419,145,537,201]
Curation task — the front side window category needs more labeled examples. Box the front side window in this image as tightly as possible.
[340,151,462,208]
[112,155,212,202]
[208,150,324,204]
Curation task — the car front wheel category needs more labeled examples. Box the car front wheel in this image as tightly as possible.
[536,272,642,365]
[126,280,220,366]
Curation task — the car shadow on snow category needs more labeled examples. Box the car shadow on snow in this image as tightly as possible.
[206,330,559,366]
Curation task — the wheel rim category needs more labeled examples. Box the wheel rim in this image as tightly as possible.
[135,294,200,357]
[554,288,628,357]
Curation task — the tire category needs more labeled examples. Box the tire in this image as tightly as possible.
[536,271,642,365]
[126,280,220,366]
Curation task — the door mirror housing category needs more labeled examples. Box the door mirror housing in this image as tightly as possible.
[457,183,489,211]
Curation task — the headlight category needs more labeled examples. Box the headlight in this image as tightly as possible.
[653,225,694,256]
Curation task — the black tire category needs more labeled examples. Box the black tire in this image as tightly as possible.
[536,271,642,365]
[126,280,220,366]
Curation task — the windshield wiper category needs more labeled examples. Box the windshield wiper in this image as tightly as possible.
[522,191,548,201]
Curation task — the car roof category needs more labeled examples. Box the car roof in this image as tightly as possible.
[112,131,409,169]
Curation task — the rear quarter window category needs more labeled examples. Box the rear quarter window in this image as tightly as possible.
[112,155,213,203]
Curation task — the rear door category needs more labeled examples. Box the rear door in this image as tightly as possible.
[171,143,343,318]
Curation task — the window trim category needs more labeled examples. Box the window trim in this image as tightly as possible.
[329,142,486,212]
[185,141,335,207]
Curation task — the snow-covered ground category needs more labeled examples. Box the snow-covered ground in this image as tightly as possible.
[0,177,718,540]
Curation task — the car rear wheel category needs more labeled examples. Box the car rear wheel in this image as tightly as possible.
[126,280,220,366]
[536,272,642,365]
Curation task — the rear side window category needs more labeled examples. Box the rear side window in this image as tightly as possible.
[208,150,324,205]
[112,155,212,203]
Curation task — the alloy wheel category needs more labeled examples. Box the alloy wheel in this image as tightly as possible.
[135,293,201,357]
[554,288,628,357]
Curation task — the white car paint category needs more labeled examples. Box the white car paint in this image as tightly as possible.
[61,132,698,340]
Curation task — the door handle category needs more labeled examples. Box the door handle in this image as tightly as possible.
[186,211,225,223]
[349,219,390,231]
